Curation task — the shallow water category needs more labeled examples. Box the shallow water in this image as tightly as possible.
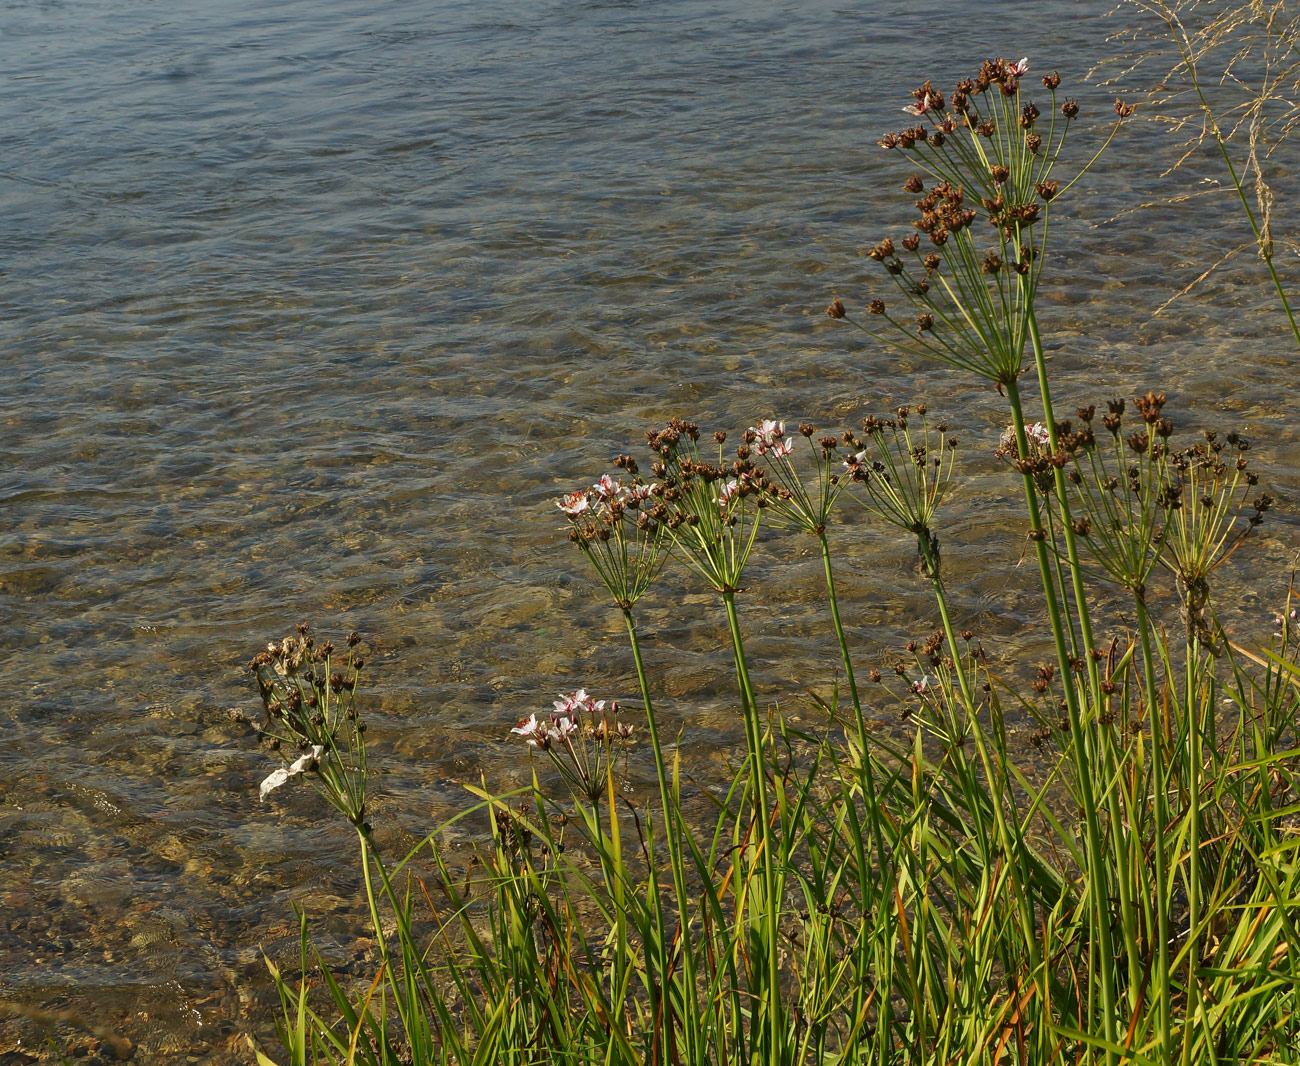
[2,0,1299,1060]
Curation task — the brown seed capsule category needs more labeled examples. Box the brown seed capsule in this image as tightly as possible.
[826,297,846,319]
[868,298,885,315]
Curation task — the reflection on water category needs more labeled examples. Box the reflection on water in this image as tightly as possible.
[2,0,1298,1060]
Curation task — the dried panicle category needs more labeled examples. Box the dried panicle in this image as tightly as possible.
[249,627,368,818]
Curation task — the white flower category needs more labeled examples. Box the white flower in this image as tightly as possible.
[1026,422,1051,446]
[768,437,794,459]
[592,474,620,499]
[716,477,741,509]
[259,745,325,801]
[1008,57,1029,77]
[554,689,589,715]
[912,676,930,695]
[558,491,590,517]
[902,92,939,117]
[510,714,550,748]
[750,419,785,450]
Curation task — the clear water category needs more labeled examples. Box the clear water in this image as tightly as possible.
[2,0,1298,1060]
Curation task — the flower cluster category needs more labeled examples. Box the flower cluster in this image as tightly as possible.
[557,463,670,610]
[828,57,1125,388]
[642,419,773,593]
[510,689,633,750]
[247,625,368,823]
[559,472,661,530]
[749,419,794,459]
[510,688,634,805]
[842,407,957,577]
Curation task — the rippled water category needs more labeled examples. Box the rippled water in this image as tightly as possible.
[2,0,1298,1060]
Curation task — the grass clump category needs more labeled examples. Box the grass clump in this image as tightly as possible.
[243,55,1300,1066]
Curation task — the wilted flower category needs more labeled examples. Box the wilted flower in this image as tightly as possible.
[260,745,326,801]
[903,92,940,117]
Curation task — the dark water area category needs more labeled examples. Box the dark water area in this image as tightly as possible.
[2,0,1298,1060]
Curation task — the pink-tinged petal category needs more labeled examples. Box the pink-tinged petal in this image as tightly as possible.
[511,713,542,737]
[1008,57,1029,76]
[715,478,741,509]
[558,491,590,517]
[592,474,620,499]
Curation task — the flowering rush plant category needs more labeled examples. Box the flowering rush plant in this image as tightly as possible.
[827,56,1129,387]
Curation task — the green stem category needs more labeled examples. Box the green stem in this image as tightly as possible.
[1005,378,1120,1061]
[622,607,699,1063]
[1026,294,1142,1015]
[919,532,1046,1019]
[817,530,890,880]
[720,589,784,1062]
[357,829,390,973]
[818,531,866,739]
[1183,634,1203,1066]
[1135,594,1172,1059]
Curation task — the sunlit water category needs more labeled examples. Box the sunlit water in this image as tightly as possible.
[2,0,1298,1060]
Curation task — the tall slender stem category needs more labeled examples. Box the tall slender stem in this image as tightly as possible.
[817,530,890,877]
[622,607,699,1063]
[1135,594,1172,1057]
[1005,378,1119,1061]
[1026,303,1142,1005]
[721,589,784,1062]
